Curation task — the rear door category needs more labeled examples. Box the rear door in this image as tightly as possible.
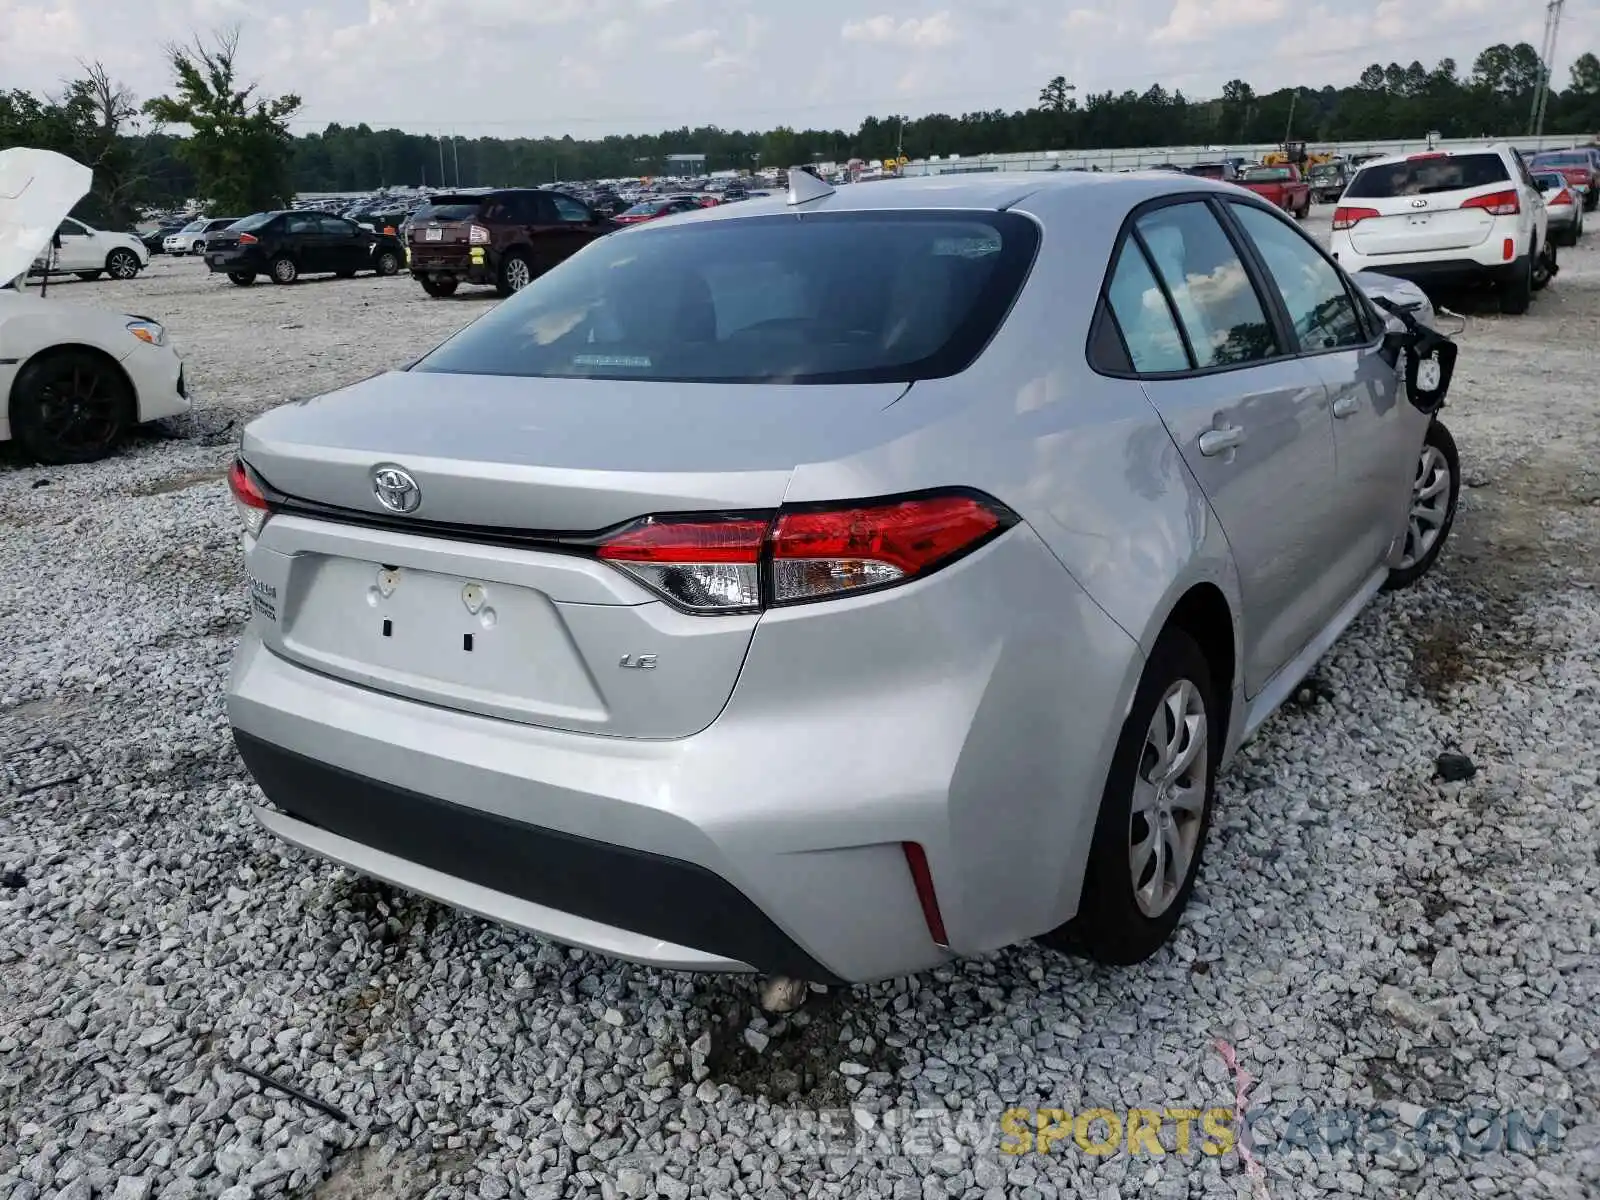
[1110,198,1341,696]
[1342,151,1514,255]
[1225,200,1416,598]
[281,213,321,268]
[318,216,368,272]
[55,219,97,271]
[537,192,601,271]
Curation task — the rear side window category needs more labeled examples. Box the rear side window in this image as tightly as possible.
[413,210,1040,385]
[1229,204,1366,353]
[1344,153,1510,198]
[550,194,592,222]
[1105,244,1190,372]
[1134,202,1279,369]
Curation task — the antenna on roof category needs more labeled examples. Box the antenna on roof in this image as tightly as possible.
[787,165,834,205]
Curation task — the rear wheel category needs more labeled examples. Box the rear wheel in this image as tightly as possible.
[270,255,298,285]
[229,272,257,286]
[375,249,401,276]
[1383,421,1459,592]
[9,350,134,465]
[106,248,141,280]
[1039,628,1217,964]
[1499,253,1533,315]
[420,275,458,298]
[496,251,533,297]
[1533,241,1555,291]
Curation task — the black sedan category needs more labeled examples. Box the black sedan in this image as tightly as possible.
[203,211,405,285]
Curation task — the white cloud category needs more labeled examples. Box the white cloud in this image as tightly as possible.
[841,12,957,48]
[1150,0,1285,44]
[664,27,720,52]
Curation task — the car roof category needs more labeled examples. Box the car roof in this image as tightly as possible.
[1355,144,1510,171]
[650,170,1239,227]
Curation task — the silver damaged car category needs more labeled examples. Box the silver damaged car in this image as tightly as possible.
[226,170,1462,984]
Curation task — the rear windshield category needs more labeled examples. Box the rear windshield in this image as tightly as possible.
[1532,151,1589,166]
[1309,164,1342,177]
[415,198,483,222]
[622,200,670,216]
[231,212,278,232]
[1345,153,1509,198]
[1535,172,1568,188]
[413,211,1039,385]
[180,219,207,232]
[1243,167,1291,182]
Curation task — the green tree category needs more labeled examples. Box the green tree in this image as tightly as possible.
[143,29,302,213]
[1038,76,1077,113]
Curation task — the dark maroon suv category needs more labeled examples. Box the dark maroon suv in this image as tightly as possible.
[406,189,617,298]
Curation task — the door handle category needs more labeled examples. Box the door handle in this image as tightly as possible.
[1332,395,1361,419]
[1198,425,1245,457]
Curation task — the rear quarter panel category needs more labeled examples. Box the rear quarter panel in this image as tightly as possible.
[781,179,1247,744]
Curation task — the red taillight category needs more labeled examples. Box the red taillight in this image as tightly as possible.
[237,232,258,245]
[1408,152,1448,161]
[227,457,271,538]
[1555,188,1574,206]
[1461,189,1520,216]
[902,843,949,947]
[1503,237,1515,261]
[770,495,1005,604]
[593,492,1014,613]
[1332,205,1380,231]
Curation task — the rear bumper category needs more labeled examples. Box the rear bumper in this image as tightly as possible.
[236,731,833,977]
[205,249,266,274]
[226,525,1142,983]
[408,247,495,284]
[1331,243,1524,288]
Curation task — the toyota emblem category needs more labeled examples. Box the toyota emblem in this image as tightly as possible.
[371,465,421,514]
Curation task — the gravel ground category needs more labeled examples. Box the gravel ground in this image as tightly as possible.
[2,221,1598,1200]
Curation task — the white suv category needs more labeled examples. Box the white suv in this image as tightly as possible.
[1328,143,1550,314]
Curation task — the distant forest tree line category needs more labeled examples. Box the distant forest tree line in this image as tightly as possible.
[4,36,1600,227]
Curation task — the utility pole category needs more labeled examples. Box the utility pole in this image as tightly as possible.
[1283,89,1298,144]
[438,137,446,188]
[1530,0,1565,138]
[451,134,462,187]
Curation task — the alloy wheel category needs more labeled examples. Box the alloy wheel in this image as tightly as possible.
[505,256,531,291]
[1128,679,1208,918]
[35,365,121,457]
[108,250,138,280]
[1398,443,1453,570]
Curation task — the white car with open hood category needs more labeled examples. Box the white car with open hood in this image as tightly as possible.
[1,148,188,464]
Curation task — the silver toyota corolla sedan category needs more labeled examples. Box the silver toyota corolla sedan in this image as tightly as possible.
[226,170,1460,985]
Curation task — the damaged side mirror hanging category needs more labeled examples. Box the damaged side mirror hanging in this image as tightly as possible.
[1371,294,1459,417]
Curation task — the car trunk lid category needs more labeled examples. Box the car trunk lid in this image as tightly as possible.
[1346,193,1498,255]
[240,370,912,738]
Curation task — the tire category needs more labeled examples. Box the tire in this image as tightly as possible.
[1499,253,1532,315]
[1383,421,1459,592]
[228,272,257,287]
[75,271,103,281]
[419,275,458,298]
[496,251,533,297]
[375,249,400,276]
[1039,628,1218,965]
[1586,188,1599,213]
[269,255,298,285]
[9,349,134,465]
[106,248,141,280]
[1533,241,1555,292]
[191,239,205,255]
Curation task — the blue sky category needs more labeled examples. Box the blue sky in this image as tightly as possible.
[2,0,1591,138]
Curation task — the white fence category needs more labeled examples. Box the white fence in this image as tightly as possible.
[903,134,1593,175]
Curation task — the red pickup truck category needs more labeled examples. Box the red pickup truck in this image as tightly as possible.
[1238,164,1311,218]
